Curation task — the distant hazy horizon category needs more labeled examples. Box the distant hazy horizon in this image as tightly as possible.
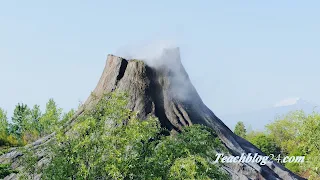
[1,1,320,124]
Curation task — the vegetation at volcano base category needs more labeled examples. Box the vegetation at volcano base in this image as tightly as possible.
[3,90,319,179]
[41,92,229,179]
[236,111,320,179]
[3,92,229,179]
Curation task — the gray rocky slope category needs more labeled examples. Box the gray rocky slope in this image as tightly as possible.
[1,48,305,180]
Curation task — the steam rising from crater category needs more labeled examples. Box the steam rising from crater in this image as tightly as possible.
[116,40,178,68]
[116,40,194,102]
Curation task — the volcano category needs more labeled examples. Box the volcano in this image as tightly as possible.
[1,48,304,180]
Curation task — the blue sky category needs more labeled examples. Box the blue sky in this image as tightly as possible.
[1,1,319,120]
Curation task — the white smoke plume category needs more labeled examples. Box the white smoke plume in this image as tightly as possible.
[116,40,178,68]
[116,40,195,102]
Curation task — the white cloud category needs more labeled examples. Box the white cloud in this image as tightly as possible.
[273,97,301,107]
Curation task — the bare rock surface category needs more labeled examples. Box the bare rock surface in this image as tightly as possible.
[0,48,305,180]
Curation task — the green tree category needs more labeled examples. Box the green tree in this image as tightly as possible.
[11,103,31,138]
[298,112,320,178]
[0,108,9,146]
[246,131,281,156]
[30,105,42,133]
[20,105,43,143]
[146,125,228,180]
[39,99,62,136]
[261,110,320,179]
[234,121,247,138]
[265,111,303,154]
[60,109,75,126]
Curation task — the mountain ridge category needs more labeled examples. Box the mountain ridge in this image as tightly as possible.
[222,98,319,131]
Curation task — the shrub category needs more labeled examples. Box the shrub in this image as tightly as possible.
[0,164,18,179]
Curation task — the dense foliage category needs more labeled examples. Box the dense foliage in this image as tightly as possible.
[5,91,319,179]
[0,108,9,146]
[0,164,18,179]
[40,92,229,180]
[0,100,73,148]
[236,110,320,179]
[245,131,281,156]
[0,99,75,179]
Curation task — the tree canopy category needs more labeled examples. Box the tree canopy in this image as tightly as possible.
[242,110,320,179]
[40,92,229,180]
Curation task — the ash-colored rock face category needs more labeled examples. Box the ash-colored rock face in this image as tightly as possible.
[0,48,305,180]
